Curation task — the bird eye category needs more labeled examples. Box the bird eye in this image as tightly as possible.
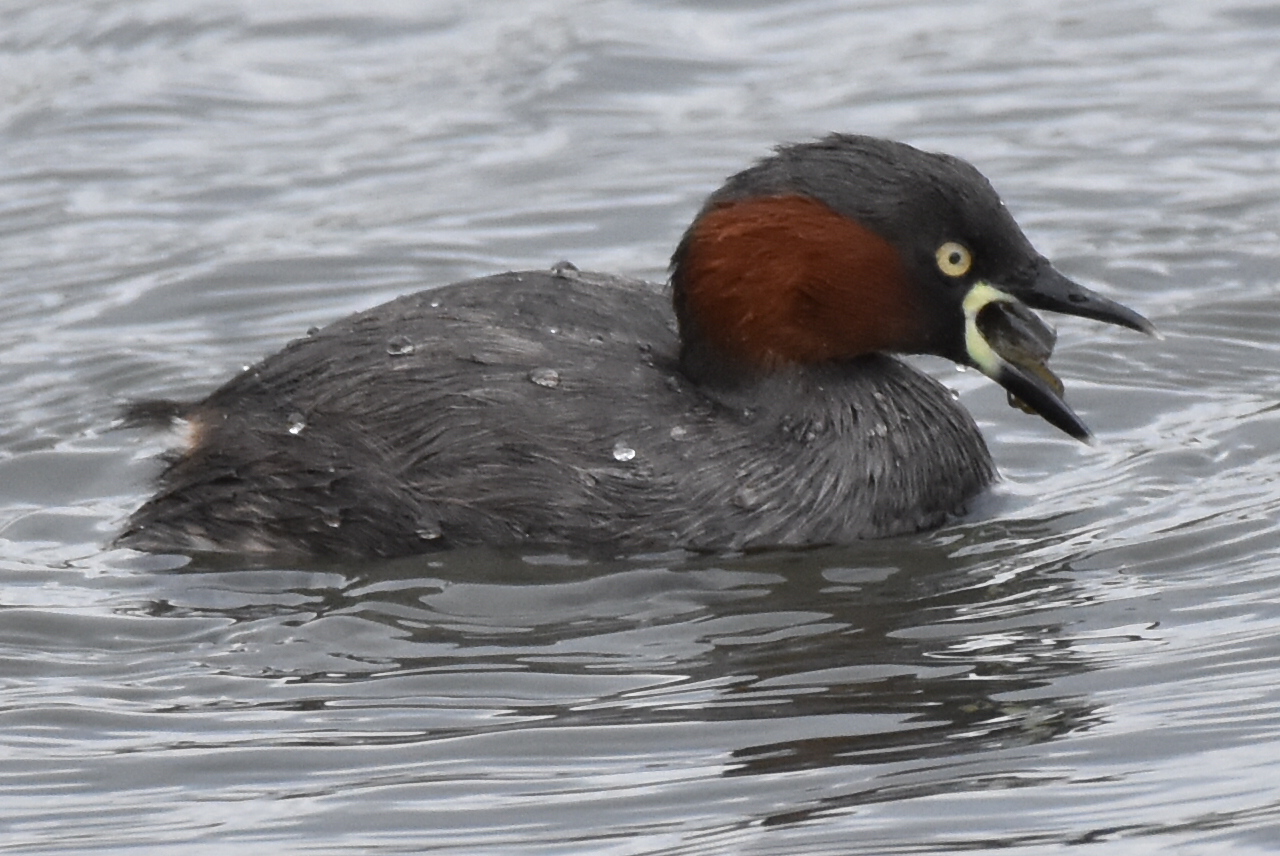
[936,242,973,278]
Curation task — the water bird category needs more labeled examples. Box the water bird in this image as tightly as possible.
[119,134,1152,558]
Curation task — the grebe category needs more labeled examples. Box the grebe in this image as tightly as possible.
[119,134,1152,558]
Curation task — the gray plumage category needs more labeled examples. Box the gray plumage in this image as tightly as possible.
[119,268,993,558]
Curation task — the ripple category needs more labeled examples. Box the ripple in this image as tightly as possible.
[3,0,1280,852]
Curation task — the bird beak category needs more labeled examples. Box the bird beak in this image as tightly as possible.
[962,266,1154,441]
[1008,262,1156,337]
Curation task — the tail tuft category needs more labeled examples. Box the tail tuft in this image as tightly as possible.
[119,399,192,429]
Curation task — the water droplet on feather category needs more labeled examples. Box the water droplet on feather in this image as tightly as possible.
[386,336,415,356]
[528,368,561,388]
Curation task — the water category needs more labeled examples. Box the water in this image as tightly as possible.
[3,1,1280,852]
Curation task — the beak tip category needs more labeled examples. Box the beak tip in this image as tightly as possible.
[1102,303,1158,339]
[1023,265,1155,340]
[1118,309,1159,338]
[1059,415,1093,443]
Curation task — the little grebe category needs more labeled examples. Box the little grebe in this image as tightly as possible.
[119,134,1152,558]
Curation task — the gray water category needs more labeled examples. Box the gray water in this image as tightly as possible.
[3,1,1280,853]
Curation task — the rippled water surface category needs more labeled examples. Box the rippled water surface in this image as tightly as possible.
[3,1,1280,853]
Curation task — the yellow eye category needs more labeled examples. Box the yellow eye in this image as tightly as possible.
[936,242,973,278]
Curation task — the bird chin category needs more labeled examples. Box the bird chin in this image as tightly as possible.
[962,282,1090,441]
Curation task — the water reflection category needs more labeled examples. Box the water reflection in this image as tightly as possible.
[117,528,1106,829]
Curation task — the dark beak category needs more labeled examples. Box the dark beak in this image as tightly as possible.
[963,264,1153,442]
[1008,261,1156,337]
